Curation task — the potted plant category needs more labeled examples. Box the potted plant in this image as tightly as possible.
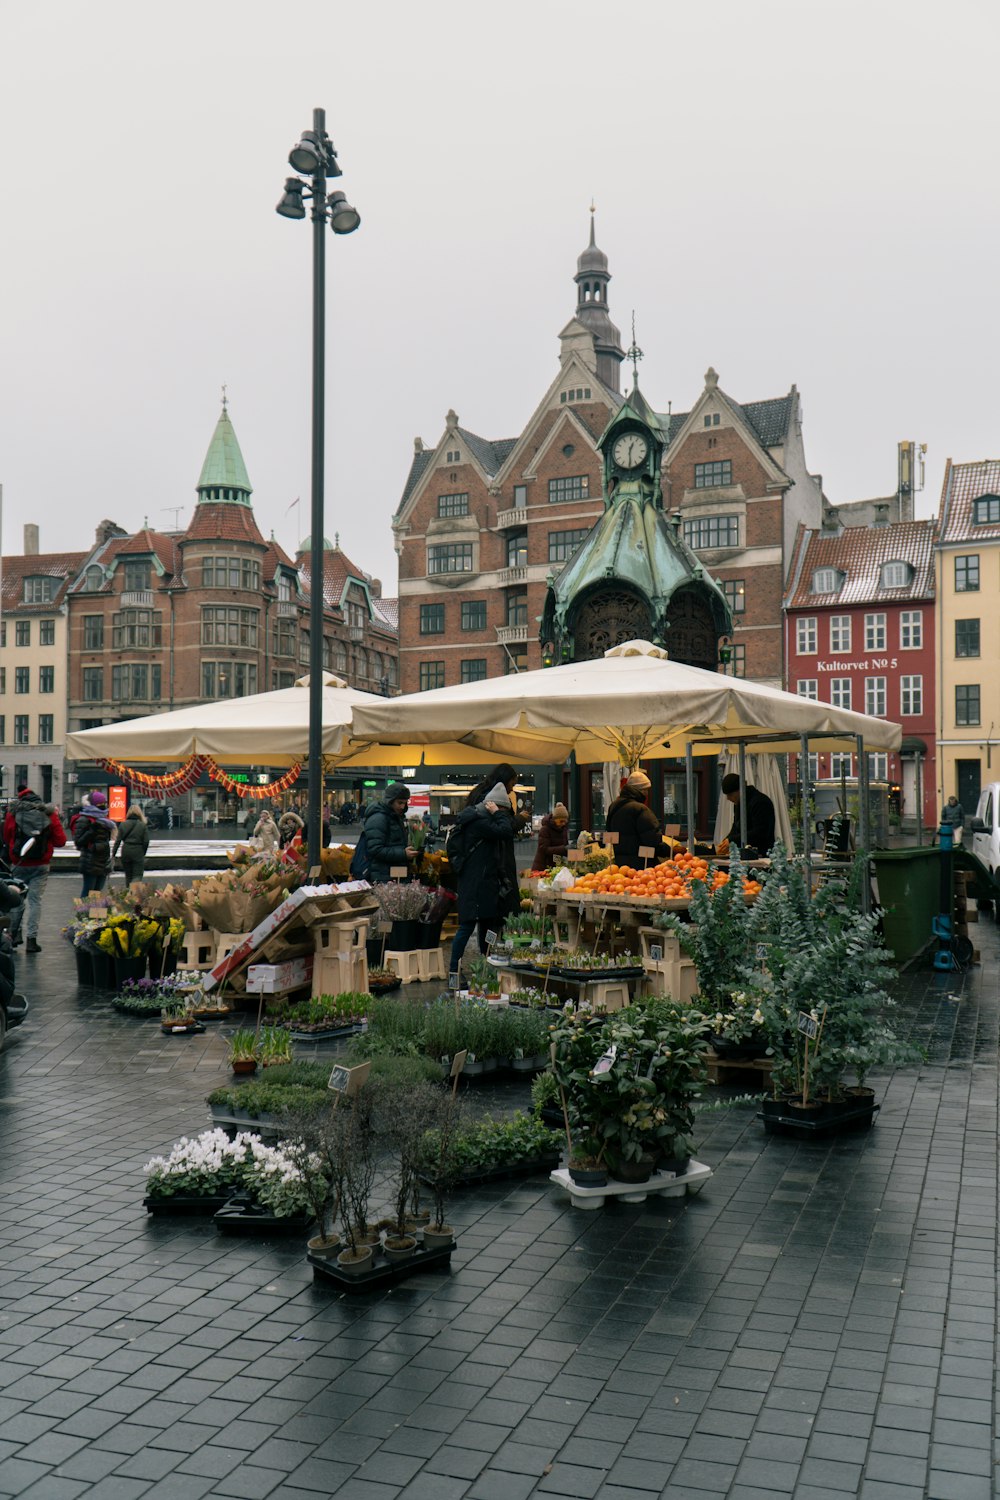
[160,998,203,1034]
[367,966,401,995]
[337,1083,379,1274]
[705,989,769,1060]
[417,885,455,949]
[276,1101,347,1258]
[464,954,501,999]
[258,1026,294,1067]
[422,1087,461,1249]
[372,882,430,952]
[376,1079,443,1262]
[143,1127,255,1214]
[229,1028,259,1076]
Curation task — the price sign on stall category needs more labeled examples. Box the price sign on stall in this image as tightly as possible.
[389,866,409,879]
[638,845,655,864]
[328,1060,371,1097]
[567,849,583,862]
[797,1012,819,1039]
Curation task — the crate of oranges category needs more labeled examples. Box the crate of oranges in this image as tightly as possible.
[569,852,762,906]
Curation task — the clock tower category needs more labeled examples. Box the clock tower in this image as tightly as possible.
[540,380,732,669]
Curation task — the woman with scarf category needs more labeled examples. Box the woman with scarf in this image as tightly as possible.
[74,791,117,897]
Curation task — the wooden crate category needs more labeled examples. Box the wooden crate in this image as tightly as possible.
[641,959,699,1004]
[705,1050,773,1086]
[178,930,215,970]
[312,948,367,997]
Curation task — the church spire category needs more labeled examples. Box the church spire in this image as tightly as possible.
[196,398,253,506]
[573,209,624,393]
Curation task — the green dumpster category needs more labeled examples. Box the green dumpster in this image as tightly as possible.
[871,846,943,963]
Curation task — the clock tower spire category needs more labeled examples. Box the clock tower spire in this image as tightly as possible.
[573,207,624,393]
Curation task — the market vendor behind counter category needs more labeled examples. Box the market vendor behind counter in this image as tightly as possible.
[720,773,775,860]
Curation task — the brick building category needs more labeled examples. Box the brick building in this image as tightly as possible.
[65,403,397,801]
[784,519,937,829]
[393,218,825,694]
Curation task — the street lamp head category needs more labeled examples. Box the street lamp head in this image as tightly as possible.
[328,190,361,234]
[288,131,323,174]
[276,178,307,219]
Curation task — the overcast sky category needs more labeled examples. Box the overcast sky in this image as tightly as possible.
[2,1,997,594]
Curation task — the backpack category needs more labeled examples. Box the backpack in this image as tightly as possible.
[12,800,49,858]
[349,830,371,880]
[445,819,483,877]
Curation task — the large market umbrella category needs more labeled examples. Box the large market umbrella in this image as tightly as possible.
[348,640,903,765]
[63,674,510,768]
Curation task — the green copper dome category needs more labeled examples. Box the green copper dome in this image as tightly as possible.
[298,535,335,553]
[197,408,253,504]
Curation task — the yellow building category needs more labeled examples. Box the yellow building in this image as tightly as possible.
[935,459,1000,815]
[0,526,85,806]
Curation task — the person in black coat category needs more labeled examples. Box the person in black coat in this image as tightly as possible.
[721,773,776,857]
[449,782,518,976]
[605,771,667,870]
[362,783,415,883]
[466,762,530,835]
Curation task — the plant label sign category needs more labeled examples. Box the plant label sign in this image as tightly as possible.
[450,1049,468,1078]
[485,929,498,947]
[650,944,663,963]
[567,849,584,862]
[638,845,655,862]
[377,919,392,934]
[308,865,323,881]
[328,1060,371,1096]
[389,866,409,879]
[448,972,461,992]
[603,830,620,846]
[797,1011,819,1039]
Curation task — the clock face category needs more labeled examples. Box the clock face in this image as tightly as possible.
[612,432,649,470]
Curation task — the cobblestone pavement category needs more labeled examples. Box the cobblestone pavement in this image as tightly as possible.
[0,879,996,1499]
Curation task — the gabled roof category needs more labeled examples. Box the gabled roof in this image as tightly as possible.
[1,551,87,612]
[664,392,794,452]
[111,528,179,575]
[297,545,395,636]
[937,459,1000,545]
[262,537,296,581]
[184,502,266,547]
[457,428,518,476]
[399,447,434,510]
[784,520,936,609]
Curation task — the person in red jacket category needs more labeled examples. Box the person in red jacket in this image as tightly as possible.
[3,784,67,953]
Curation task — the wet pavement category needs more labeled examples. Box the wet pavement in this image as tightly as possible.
[0,878,996,1499]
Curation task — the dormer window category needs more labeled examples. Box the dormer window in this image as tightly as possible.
[811,567,842,594]
[881,560,912,588]
[972,495,1000,525]
[83,565,104,593]
[22,576,57,604]
[123,559,152,592]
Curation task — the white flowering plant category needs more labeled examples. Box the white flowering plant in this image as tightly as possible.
[242,1136,324,1219]
[143,1128,256,1200]
[708,990,768,1046]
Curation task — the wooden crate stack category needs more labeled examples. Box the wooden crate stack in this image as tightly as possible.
[637,927,698,1003]
[953,868,980,961]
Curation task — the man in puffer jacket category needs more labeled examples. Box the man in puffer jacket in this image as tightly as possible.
[362,784,415,884]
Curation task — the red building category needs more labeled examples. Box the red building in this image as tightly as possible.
[784,520,937,830]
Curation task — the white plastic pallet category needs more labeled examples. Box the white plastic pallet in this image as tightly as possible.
[550,1158,712,1210]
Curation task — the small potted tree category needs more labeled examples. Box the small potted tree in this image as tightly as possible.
[337,1085,379,1274]
[422,1086,461,1249]
[376,1080,442,1262]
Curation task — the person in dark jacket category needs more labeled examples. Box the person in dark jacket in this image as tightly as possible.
[721,773,776,857]
[363,784,415,884]
[533,803,570,870]
[113,805,151,886]
[604,771,666,870]
[466,762,530,835]
[449,782,518,976]
[3,784,67,952]
[74,791,117,897]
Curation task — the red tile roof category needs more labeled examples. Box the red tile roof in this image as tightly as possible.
[263,538,295,580]
[1,551,87,611]
[375,597,398,631]
[785,520,936,609]
[107,527,179,575]
[184,503,267,547]
[937,459,1000,545]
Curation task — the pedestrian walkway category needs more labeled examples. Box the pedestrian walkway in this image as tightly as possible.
[0,880,996,1498]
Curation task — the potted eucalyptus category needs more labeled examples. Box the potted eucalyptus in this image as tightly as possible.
[376,1080,443,1263]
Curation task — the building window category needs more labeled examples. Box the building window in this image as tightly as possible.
[39,620,55,646]
[797,679,818,700]
[334,642,347,673]
[830,753,853,780]
[722,579,745,614]
[299,630,310,666]
[201,662,258,699]
[829,616,851,653]
[22,576,57,604]
[972,495,1000,525]
[812,568,842,594]
[38,715,54,745]
[428,542,474,575]
[900,610,922,649]
[513,484,528,509]
[437,493,469,518]
[506,590,528,627]
[419,604,445,635]
[806,752,819,782]
[83,616,104,650]
[14,668,29,695]
[865,613,886,651]
[82,667,103,701]
[797,618,817,654]
[39,667,54,694]
[113,608,164,649]
[901,675,923,716]
[419,661,445,692]
[703,414,721,428]
[0,669,4,693]
[720,643,746,678]
[0,717,4,743]
[547,475,589,503]
[273,620,296,658]
[865,677,886,717]
[460,659,488,684]
[501,531,525,570]
[13,715,29,745]
[14,622,30,647]
[123,559,152,592]
[880,561,911,588]
[830,678,852,710]
[461,600,487,632]
[201,556,262,591]
[83,564,104,592]
[445,449,460,464]
[560,387,592,403]
[548,528,590,564]
[112,663,162,702]
[694,460,732,489]
[955,684,980,726]
[955,555,979,592]
[955,619,980,658]
[200,606,258,648]
[504,649,527,675]
[683,515,740,550]
[868,753,888,782]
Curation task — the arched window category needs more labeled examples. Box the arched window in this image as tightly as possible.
[84,565,104,592]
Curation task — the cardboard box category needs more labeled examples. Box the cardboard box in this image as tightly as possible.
[246,955,314,994]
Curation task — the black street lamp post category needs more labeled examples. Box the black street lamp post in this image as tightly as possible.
[277,108,360,869]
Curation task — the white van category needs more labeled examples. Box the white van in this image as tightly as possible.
[970,783,1000,877]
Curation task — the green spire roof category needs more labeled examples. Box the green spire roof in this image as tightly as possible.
[197,407,253,504]
[298,535,335,553]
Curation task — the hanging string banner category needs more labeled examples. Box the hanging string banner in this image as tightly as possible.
[98,755,208,799]
[205,759,303,800]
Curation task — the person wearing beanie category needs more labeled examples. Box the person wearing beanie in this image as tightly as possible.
[73,792,117,897]
[361,782,415,884]
[720,772,775,858]
[3,784,66,952]
[449,781,518,977]
[465,763,530,834]
[604,768,666,870]
[533,801,570,871]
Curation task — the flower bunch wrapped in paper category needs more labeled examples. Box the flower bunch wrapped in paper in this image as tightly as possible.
[95,913,166,959]
[192,855,306,933]
[143,883,200,929]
